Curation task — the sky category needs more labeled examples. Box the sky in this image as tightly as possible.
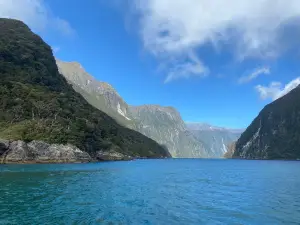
[2,0,300,129]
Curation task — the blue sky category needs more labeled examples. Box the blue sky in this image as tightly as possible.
[2,0,300,129]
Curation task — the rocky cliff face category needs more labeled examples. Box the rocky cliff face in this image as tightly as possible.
[186,123,242,158]
[130,105,210,158]
[234,85,300,160]
[56,59,136,129]
[224,142,236,158]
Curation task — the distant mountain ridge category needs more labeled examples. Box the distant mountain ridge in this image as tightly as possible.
[186,123,243,158]
[130,105,210,158]
[186,122,244,133]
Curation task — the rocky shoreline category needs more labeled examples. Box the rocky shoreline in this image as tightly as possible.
[0,139,134,164]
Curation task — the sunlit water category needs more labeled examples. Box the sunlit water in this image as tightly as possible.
[1,159,300,224]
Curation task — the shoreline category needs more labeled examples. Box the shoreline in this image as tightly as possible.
[2,157,300,165]
[0,157,172,165]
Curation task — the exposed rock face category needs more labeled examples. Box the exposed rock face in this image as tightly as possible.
[96,150,131,161]
[5,141,28,162]
[234,85,300,160]
[0,140,91,163]
[130,105,210,158]
[56,59,137,129]
[224,142,236,158]
[186,123,242,158]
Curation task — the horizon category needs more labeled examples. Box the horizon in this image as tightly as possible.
[2,0,300,129]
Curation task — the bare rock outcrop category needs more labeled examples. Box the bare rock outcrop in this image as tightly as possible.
[96,150,131,161]
[224,142,236,158]
[0,140,92,163]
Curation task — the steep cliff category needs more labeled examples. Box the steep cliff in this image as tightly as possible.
[130,105,210,158]
[234,85,300,160]
[0,18,170,160]
[224,142,236,158]
[187,123,242,158]
[56,59,137,129]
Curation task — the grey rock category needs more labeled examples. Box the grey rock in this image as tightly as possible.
[96,144,132,161]
[27,141,92,163]
[186,123,243,158]
[5,140,28,162]
[96,150,131,161]
[1,140,91,163]
[56,59,137,129]
[234,119,271,159]
[224,142,236,158]
[129,105,210,158]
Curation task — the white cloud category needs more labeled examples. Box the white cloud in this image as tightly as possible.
[131,0,300,82]
[0,0,74,36]
[164,51,209,83]
[238,67,270,84]
[53,17,74,36]
[255,77,300,100]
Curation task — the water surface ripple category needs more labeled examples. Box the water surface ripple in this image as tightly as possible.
[1,159,300,224]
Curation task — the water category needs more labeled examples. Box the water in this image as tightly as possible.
[0,159,300,225]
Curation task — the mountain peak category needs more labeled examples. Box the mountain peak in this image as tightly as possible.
[56,58,135,126]
[56,59,119,94]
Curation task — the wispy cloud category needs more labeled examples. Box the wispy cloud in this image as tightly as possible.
[238,67,270,84]
[52,46,61,54]
[53,17,75,36]
[0,0,75,36]
[164,51,209,83]
[255,77,300,100]
[129,0,300,82]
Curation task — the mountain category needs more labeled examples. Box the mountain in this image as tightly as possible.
[130,105,210,158]
[186,123,242,158]
[186,123,244,134]
[0,18,170,160]
[56,59,137,130]
[58,58,247,159]
[233,85,300,160]
[57,59,212,158]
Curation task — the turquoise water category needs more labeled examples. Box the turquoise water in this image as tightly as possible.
[0,159,300,224]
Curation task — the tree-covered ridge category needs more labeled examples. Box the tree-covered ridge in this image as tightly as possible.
[0,18,170,158]
[234,84,300,160]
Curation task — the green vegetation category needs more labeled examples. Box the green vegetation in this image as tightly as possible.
[72,84,138,130]
[0,18,170,158]
[234,84,300,159]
